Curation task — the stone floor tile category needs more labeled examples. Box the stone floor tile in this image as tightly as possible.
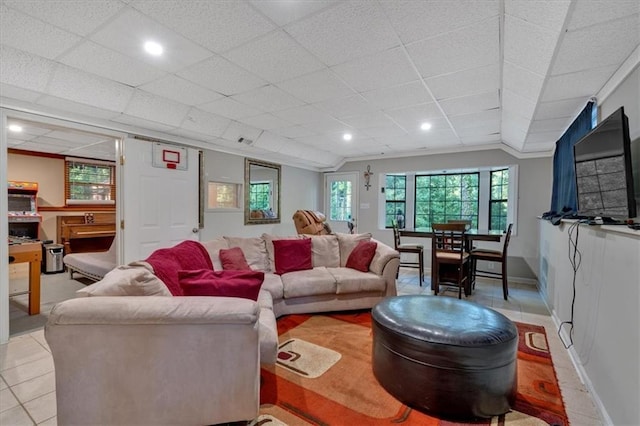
[1,356,55,387]
[0,387,20,412]
[12,372,56,404]
[23,391,57,424]
[0,405,34,426]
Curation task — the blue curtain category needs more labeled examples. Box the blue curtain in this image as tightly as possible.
[550,101,594,213]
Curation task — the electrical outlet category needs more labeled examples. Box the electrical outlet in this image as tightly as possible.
[487,262,495,270]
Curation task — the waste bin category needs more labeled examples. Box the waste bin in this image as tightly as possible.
[43,243,64,274]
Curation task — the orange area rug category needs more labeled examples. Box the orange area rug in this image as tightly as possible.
[256,311,568,425]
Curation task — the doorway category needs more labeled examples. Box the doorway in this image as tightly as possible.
[324,172,359,234]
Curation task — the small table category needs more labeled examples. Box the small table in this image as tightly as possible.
[372,296,518,419]
[9,241,42,315]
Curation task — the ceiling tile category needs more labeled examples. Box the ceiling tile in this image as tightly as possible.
[505,0,571,32]
[249,0,337,27]
[381,0,499,44]
[302,117,353,135]
[520,140,555,153]
[528,117,570,133]
[0,5,81,60]
[199,97,264,120]
[47,64,134,112]
[449,109,501,130]
[272,104,332,125]
[503,15,559,76]
[270,125,318,139]
[238,113,294,130]
[61,41,167,87]
[361,125,407,139]
[286,1,399,66]
[4,0,125,36]
[314,95,378,119]
[503,62,545,102]
[253,131,288,152]
[407,17,499,78]
[132,0,276,53]
[385,103,446,130]
[330,47,419,93]
[340,111,396,129]
[551,15,640,75]
[139,75,223,106]
[541,65,619,102]
[426,64,500,100]
[524,131,561,145]
[460,134,502,144]
[0,83,43,103]
[46,130,111,144]
[362,81,433,110]
[0,46,54,92]
[177,56,267,96]
[36,95,122,120]
[232,85,305,112]
[124,90,190,127]
[534,97,586,121]
[502,89,536,120]
[439,91,500,117]
[566,0,640,30]
[181,108,231,137]
[110,113,177,132]
[90,8,212,73]
[221,121,264,144]
[224,30,325,83]
[277,69,355,103]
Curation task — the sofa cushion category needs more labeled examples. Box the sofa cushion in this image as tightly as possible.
[224,236,268,271]
[76,264,171,297]
[261,273,284,300]
[346,240,378,272]
[262,234,304,271]
[305,234,340,268]
[257,289,273,311]
[258,306,278,364]
[200,237,228,271]
[336,232,372,267]
[369,239,400,276]
[178,269,264,301]
[219,247,251,270]
[326,267,386,294]
[281,267,337,298]
[273,239,312,275]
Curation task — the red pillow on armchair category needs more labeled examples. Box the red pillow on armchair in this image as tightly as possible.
[346,240,377,272]
[178,269,264,301]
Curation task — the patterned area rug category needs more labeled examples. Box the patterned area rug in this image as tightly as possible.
[255,312,568,425]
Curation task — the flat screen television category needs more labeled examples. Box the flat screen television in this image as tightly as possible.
[573,106,637,221]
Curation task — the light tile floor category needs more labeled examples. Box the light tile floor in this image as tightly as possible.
[0,269,603,425]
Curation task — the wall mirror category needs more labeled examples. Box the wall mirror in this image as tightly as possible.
[244,158,281,225]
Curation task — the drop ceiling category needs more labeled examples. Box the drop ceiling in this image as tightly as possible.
[1,0,639,169]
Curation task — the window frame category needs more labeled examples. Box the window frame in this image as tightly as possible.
[206,181,242,211]
[489,168,509,231]
[384,174,407,228]
[65,157,116,206]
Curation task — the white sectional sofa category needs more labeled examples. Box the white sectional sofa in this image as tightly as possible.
[45,232,400,425]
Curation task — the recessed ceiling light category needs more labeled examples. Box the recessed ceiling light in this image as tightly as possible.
[343,133,352,141]
[144,41,163,56]
[8,124,23,132]
[420,122,432,131]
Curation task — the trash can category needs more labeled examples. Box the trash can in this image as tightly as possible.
[43,243,64,274]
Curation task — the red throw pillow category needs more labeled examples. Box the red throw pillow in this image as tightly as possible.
[273,238,312,275]
[346,240,377,272]
[178,269,264,301]
[219,247,251,270]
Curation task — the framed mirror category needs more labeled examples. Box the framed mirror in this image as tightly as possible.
[244,158,281,225]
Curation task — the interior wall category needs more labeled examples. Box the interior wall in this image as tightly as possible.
[201,149,322,239]
[336,149,552,279]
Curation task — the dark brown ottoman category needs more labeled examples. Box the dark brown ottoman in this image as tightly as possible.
[372,295,518,419]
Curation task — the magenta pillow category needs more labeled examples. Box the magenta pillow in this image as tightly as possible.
[273,238,312,275]
[219,247,251,270]
[178,269,264,301]
[346,240,378,272]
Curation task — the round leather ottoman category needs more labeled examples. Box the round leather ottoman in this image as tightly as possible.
[372,295,518,419]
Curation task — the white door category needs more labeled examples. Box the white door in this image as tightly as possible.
[121,138,200,263]
[324,172,359,234]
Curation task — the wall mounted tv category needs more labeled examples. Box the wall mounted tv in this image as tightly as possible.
[573,106,636,220]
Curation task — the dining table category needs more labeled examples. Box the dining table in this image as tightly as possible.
[398,227,504,293]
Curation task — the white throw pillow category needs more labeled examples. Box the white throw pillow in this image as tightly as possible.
[335,232,372,267]
[76,263,171,297]
[223,236,269,271]
[305,234,340,268]
[200,237,229,271]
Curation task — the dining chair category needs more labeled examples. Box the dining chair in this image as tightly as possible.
[392,221,424,286]
[470,223,513,300]
[431,223,470,299]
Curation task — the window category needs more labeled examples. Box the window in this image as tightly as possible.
[329,180,353,221]
[65,158,115,205]
[489,169,509,231]
[414,173,479,229]
[207,182,241,210]
[385,175,406,228]
[249,182,271,211]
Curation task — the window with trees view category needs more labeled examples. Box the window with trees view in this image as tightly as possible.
[415,173,479,229]
[249,182,271,211]
[385,175,406,228]
[490,169,509,231]
[329,180,353,221]
[65,158,115,204]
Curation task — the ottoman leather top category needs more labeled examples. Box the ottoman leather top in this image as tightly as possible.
[372,295,517,347]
